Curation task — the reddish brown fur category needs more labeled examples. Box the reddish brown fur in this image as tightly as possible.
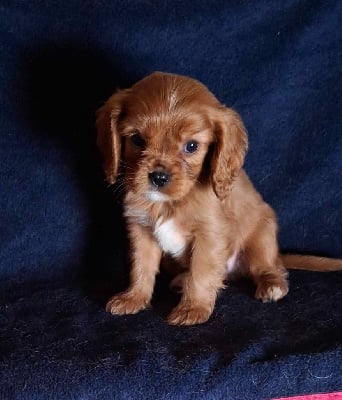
[96,72,342,325]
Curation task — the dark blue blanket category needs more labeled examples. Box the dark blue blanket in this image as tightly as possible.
[0,1,341,399]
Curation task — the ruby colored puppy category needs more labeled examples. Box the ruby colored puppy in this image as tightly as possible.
[96,72,341,325]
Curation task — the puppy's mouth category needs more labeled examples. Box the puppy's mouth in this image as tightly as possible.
[145,189,170,203]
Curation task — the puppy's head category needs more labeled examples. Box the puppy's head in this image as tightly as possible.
[96,72,247,202]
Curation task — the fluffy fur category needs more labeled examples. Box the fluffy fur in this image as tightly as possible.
[96,72,342,325]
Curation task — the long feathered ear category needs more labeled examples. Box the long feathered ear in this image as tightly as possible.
[211,107,248,200]
[96,90,127,184]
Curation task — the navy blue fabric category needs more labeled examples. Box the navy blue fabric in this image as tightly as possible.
[0,1,341,399]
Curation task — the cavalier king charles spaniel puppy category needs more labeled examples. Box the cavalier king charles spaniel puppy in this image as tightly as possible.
[96,72,341,325]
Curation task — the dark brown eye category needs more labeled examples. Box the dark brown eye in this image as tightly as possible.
[184,140,199,154]
[131,133,146,149]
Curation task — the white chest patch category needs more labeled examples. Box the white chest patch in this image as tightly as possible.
[153,218,186,257]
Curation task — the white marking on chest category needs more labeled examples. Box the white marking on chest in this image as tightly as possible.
[153,218,186,257]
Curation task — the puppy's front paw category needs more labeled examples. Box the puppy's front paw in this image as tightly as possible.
[167,302,212,325]
[106,292,149,315]
[255,280,289,303]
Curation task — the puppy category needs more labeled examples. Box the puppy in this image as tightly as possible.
[96,72,342,325]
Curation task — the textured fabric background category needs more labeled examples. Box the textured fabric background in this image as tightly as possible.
[0,1,341,399]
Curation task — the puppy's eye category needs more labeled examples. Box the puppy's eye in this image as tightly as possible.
[131,133,146,149]
[183,140,199,154]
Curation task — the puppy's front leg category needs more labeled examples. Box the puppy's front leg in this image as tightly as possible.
[106,222,162,315]
[167,235,228,325]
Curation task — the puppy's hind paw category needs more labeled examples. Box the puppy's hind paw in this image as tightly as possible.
[255,281,289,303]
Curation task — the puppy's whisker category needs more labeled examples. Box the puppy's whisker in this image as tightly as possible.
[111,185,126,199]
[121,164,135,171]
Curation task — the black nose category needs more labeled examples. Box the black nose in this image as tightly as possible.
[148,170,170,188]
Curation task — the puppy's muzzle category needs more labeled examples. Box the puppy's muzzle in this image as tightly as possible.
[148,170,170,188]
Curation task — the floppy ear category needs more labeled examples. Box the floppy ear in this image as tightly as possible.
[96,91,127,184]
[211,107,248,200]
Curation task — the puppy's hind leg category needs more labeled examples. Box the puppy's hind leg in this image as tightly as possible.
[245,208,289,302]
[169,272,189,294]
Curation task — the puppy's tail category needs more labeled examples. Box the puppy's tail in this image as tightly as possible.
[281,254,342,272]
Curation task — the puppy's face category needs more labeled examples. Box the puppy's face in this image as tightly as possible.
[97,72,248,203]
[120,97,214,203]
